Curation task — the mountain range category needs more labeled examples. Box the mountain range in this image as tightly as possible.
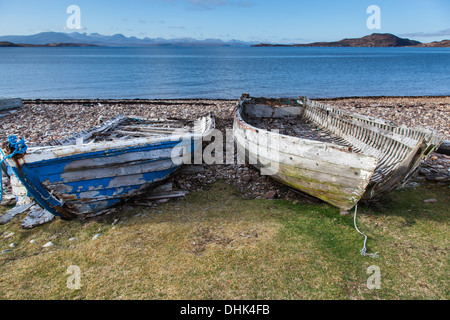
[0,31,254,47]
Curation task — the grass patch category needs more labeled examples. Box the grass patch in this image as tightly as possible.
[0,181,448,299]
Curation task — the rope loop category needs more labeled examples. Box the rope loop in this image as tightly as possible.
[8,135,28,155]
[353,203,379,258]
[1,136,28,203]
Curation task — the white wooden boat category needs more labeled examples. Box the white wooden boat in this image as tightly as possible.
[233,94,443,210]
[1,113,214,219]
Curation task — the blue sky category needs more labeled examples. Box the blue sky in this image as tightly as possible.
[0,0,449,43]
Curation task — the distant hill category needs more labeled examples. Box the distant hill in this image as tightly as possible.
[0,41,98,47]
[415,40,450,47]
[0,41,19,47]
[252,33,449,47]
[0,32,255,47]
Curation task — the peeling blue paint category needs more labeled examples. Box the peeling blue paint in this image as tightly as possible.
[8,137,198,218]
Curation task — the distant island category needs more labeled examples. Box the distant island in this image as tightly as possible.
[252,33,450,47]
[415,40,450,47]
[0,41,98,47]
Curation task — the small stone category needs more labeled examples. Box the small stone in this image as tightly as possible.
[4,232,14,239]
[423,199,437,203]
[42,241,54,248]
[29,239,36,244]
[1,249,12,254]
[9,243,17,248]
[69,237,78,241]
[406,182,420,188]
[264,191,277,199]
[92,234,102,240]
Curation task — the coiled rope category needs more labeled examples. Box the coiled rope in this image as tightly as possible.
[0,136,28,203]
[353,203,379,258]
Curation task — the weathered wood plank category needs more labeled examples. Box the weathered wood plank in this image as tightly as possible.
[63,148,173,172]
[144,190,189,200]
[44,158,177,184]
[0,202,34,225]
[21,205,55,229]
[234,125,379,171]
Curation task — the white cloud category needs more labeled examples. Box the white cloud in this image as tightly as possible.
[161,0,253,10]
[400,28,450,38]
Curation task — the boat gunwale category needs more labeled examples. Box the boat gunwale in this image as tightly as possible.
[5,113,215,164]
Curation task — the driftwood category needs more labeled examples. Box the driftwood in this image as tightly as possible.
[131,182,189,206]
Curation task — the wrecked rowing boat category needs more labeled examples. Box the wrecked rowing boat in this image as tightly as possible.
[233,94,443,210]
[1,113,214,219]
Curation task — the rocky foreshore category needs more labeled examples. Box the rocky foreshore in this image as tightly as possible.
[1,96,449,207]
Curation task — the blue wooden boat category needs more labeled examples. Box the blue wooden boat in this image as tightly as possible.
[1,114,214,219]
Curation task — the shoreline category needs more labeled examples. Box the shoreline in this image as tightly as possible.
[20,95,450,102]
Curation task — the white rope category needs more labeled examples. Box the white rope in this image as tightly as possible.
[353,203,378,258]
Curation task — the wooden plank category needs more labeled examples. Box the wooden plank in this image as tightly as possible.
[234,124,379,171]
[0,202,34,225]
[116,130,171,137]
[63,148,173,172]
[235,136,375,181]
[0,98,23,111]
[21,205,55,229]
[47,158,176,184]
[144,191,189,200]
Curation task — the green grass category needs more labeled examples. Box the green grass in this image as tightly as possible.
[0,181,448,299]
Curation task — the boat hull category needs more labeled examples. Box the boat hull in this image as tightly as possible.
[6,139,197,218]
[233,116,378,210]
[2,114,214,219]
[233,94,443,210]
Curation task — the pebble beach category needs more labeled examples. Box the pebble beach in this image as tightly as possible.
[1,96,449,206]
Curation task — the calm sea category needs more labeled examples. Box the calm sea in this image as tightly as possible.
[0,46,449,99]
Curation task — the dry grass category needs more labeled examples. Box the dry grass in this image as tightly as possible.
[0,181,448,300]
